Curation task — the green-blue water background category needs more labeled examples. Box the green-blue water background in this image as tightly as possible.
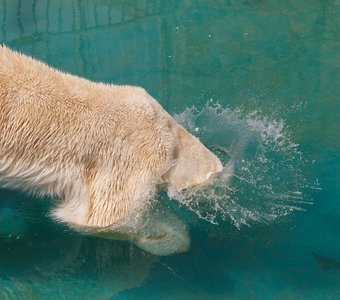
[0,0,339,299]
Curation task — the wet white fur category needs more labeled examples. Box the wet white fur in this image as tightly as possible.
[0,46,222,255]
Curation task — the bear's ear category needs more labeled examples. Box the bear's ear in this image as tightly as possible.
[162,121,223,192]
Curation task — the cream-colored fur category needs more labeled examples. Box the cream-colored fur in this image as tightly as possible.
[0,46,222,255]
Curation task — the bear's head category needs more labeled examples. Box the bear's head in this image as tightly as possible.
[162,119,223,192]
[120,88,224,193]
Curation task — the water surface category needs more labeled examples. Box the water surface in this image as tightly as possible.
[0,0,339,299]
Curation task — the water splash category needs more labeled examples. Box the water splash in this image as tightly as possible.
[169,101,317,229]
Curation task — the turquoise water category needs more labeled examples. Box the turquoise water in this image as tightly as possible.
[0,0,339,299]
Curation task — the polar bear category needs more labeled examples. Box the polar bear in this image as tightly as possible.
[0,46,222,255]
